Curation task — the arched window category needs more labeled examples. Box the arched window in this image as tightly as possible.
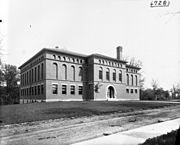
[53,63,58,79]
[113,69,116,81]
[35,67,37,82]
[41,63,44,80]
[106,68,110,81]
[38,65,40,81]
[63,56,66,61]
[71,65,75,81]
[53,55,56,59]
[127,74,129,85]
[131,75,133,86]
[79,66,83,81]
[119,70,122,82]
[72,58,75,63]
[58,56,61,60]
[76,59,79,63]
[32,69,34,83]
[99,67,103,80]
[135,75,138,86]
[62,64,67,80]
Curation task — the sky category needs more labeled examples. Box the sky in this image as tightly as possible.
[0,0,180,90]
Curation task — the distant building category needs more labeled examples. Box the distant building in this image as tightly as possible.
[18,46,141,103]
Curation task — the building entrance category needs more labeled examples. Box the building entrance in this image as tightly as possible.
[107,86,115,99]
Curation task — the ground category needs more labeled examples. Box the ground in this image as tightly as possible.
[0,101,180,145]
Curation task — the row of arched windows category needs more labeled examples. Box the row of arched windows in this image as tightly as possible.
[52,54,84,64]
[98,59,123,68]
[21,63,44,86]
[126,74,138,86]
[126,68,138,73]
[52,63,83,81]
[99,67,122,82]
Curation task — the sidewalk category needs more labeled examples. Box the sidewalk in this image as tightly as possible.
[72,118,180,145]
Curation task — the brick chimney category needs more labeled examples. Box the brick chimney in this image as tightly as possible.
[116,46,123,60]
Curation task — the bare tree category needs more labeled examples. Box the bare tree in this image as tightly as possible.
[151,79,159,90]
[151,79,159,100]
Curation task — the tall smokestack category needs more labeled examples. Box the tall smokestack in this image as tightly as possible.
[116,46,123,60]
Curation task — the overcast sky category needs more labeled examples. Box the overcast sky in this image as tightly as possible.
[0,0,180,90]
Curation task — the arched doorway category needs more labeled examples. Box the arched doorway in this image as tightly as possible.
[107,86,116,99]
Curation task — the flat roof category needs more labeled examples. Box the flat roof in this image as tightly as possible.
[19,48,132,69]
[18,48,87,69]
[88,53,128,63]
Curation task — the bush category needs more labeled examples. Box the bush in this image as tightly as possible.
[139,128,179,145]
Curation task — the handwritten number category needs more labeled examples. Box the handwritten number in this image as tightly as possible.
[158,1,162,6]
[151,0,170,7]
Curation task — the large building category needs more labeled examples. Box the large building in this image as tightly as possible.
[18,46,141,103]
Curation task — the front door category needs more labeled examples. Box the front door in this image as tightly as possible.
[107,86,115,99]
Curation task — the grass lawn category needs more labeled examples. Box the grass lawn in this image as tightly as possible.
[0,101,179,125]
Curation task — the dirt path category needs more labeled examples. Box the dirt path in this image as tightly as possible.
[1,106,180,145]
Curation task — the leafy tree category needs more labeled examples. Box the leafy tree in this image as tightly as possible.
[0,63,20,105]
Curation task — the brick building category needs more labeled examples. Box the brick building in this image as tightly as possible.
[18,46,141,103]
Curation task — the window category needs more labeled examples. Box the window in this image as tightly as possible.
[131,75,134,86]
[127,74,129,85]
[131,89,133,93]
[35,86,37,95]
[76,59,79,63]
[62,85,67,94]
[32,69,34,82]
[53,63,58,79]
[106,68,110,81]
[79,67,83,81]
[52,84,58,94]
[38,85,40,95]
[38,65,40,81]
[24,73,26,85]
[135,75,138,86]
[62,64,67,80]
[32,87,34,95]
[35,67,37,82]
[126,89,129,93]
[63,56,66,61]
[41,63,44,80]
[78,86,83,95]
[119,70,122,82]
[29,70,31,83]
[27,72,28,84]
[29,87,32,96]
[41,85,44,95]
[71,65,75,81]
[113,69,116,81]
[58,56,61,60]
[135,89,137,94]
[99,67,103,80]
[70,85,75,95]
[53,55,56,59]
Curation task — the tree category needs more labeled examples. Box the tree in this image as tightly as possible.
[170,84,180,99]
[0,63,20,105]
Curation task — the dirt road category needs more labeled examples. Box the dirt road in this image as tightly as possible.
[1,105,180,145]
